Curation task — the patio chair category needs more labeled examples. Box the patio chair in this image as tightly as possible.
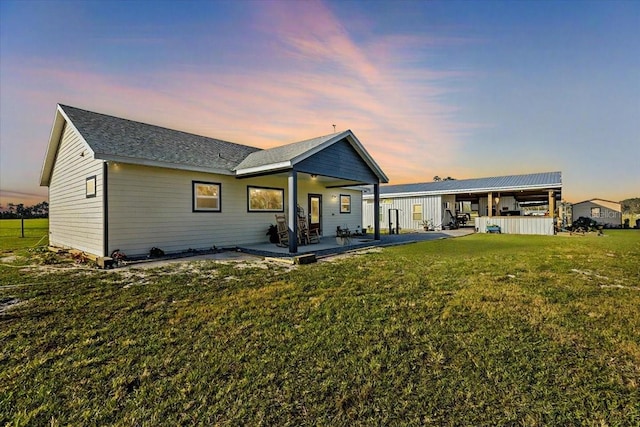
[274,214,289,247]
[296,206,320,245]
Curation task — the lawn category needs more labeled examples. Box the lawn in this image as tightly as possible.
[0,218,48,251]
[1,231,639,425]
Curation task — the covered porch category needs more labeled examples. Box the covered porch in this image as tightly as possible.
[234,130,389,253]
[457,187,562,235]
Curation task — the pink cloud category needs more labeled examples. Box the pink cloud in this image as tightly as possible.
[2,0,481,202]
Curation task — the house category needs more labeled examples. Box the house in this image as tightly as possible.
[40,105,388,257]
[571,198,622,228]
[362,172,562,236]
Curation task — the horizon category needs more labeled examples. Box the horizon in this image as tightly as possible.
[1,0,638,208]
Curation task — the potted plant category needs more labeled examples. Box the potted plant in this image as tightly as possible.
[421,219,434,231]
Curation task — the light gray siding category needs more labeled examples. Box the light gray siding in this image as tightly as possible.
[107,164,363,256]
[49,124,104,256]
[572,201,622,226]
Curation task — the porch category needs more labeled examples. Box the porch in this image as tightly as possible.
[237,229,474,258]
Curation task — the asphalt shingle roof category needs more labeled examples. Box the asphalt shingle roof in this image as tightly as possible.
[379,172,562,195]
[61,105,261,172]
[234,132,341,171]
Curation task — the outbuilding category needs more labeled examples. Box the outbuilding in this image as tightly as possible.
[362,172,562,236]
[40,105,388,257]
[571,198,622,228]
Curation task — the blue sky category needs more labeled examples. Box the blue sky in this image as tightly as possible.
[1,0,638,207]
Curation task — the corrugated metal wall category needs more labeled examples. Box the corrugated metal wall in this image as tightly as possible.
[475,217,555,235]
[362,195,443,231]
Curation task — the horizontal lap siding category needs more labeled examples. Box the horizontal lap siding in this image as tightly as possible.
[108,164,362,256]
[297,180,363,235]
[49,125,104,256]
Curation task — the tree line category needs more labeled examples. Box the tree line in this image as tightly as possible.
[0,201,49,219]
[621,198,640,215]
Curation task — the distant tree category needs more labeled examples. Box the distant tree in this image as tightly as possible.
[0,201,49,218]
[443,176,456,181]
[621,198,640,215]
[434,176,456,182]
[433,176,441,182]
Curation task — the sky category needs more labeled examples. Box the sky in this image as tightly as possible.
[1,0,638,208]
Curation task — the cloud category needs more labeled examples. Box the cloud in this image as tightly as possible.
[1,0,479,205]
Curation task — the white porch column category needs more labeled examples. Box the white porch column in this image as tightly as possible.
[288,171,298,253]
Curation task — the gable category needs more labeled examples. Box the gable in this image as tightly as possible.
[295,138,379,183]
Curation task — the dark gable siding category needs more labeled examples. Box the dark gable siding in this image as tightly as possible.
[295,139,379,183]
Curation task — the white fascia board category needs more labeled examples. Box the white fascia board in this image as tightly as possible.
[344,132,389,183]
[95,153,236,176]
[289,130,389,183]
[40,105,96,186]
[234,161,292,176]
[362,183,563,199]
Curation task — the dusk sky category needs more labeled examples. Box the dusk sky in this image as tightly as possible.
[1,0,638,208]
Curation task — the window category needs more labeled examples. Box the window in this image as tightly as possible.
[340,194,351,213]
[412,204,422,221]
[590,207,601,218]
[247,186,284,212]
[193,181,221,212]
[86,176,96,198]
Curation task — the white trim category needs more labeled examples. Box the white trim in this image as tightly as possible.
[40,105,96,186]
[363,183,562,199]
[234,161,293,176]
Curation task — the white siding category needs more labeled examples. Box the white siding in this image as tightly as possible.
[572,201,622,227]
[107,164,362,256]
[362,195,442,231]
[49,124,104,256]
[475,217,555,235]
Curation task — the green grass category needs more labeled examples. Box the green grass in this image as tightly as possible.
[0,218,48,251]
[1,231,639,425]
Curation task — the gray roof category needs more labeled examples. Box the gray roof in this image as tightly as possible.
[41,105,388,186]
[378,172,562,196]
[60,105,261,173]
[234,132,341,171]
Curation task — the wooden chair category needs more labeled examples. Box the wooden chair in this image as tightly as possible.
[274,214,289,247]
[296,206,320,244]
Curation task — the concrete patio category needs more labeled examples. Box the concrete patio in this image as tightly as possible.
[237,229,474,258]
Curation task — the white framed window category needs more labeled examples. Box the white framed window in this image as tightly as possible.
[340,194,351,214]
[193,181,221,212]
[86,176,96,198]
[412,204,422,221]
[590,207,601,218]
[247,186,284,212]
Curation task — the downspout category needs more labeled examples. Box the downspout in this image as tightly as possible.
[103,162,109,257]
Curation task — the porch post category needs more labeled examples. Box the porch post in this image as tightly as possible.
[288,171,298,253]
[548,191,555,218]
[487,192,493,217]
[374,183,380,240]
